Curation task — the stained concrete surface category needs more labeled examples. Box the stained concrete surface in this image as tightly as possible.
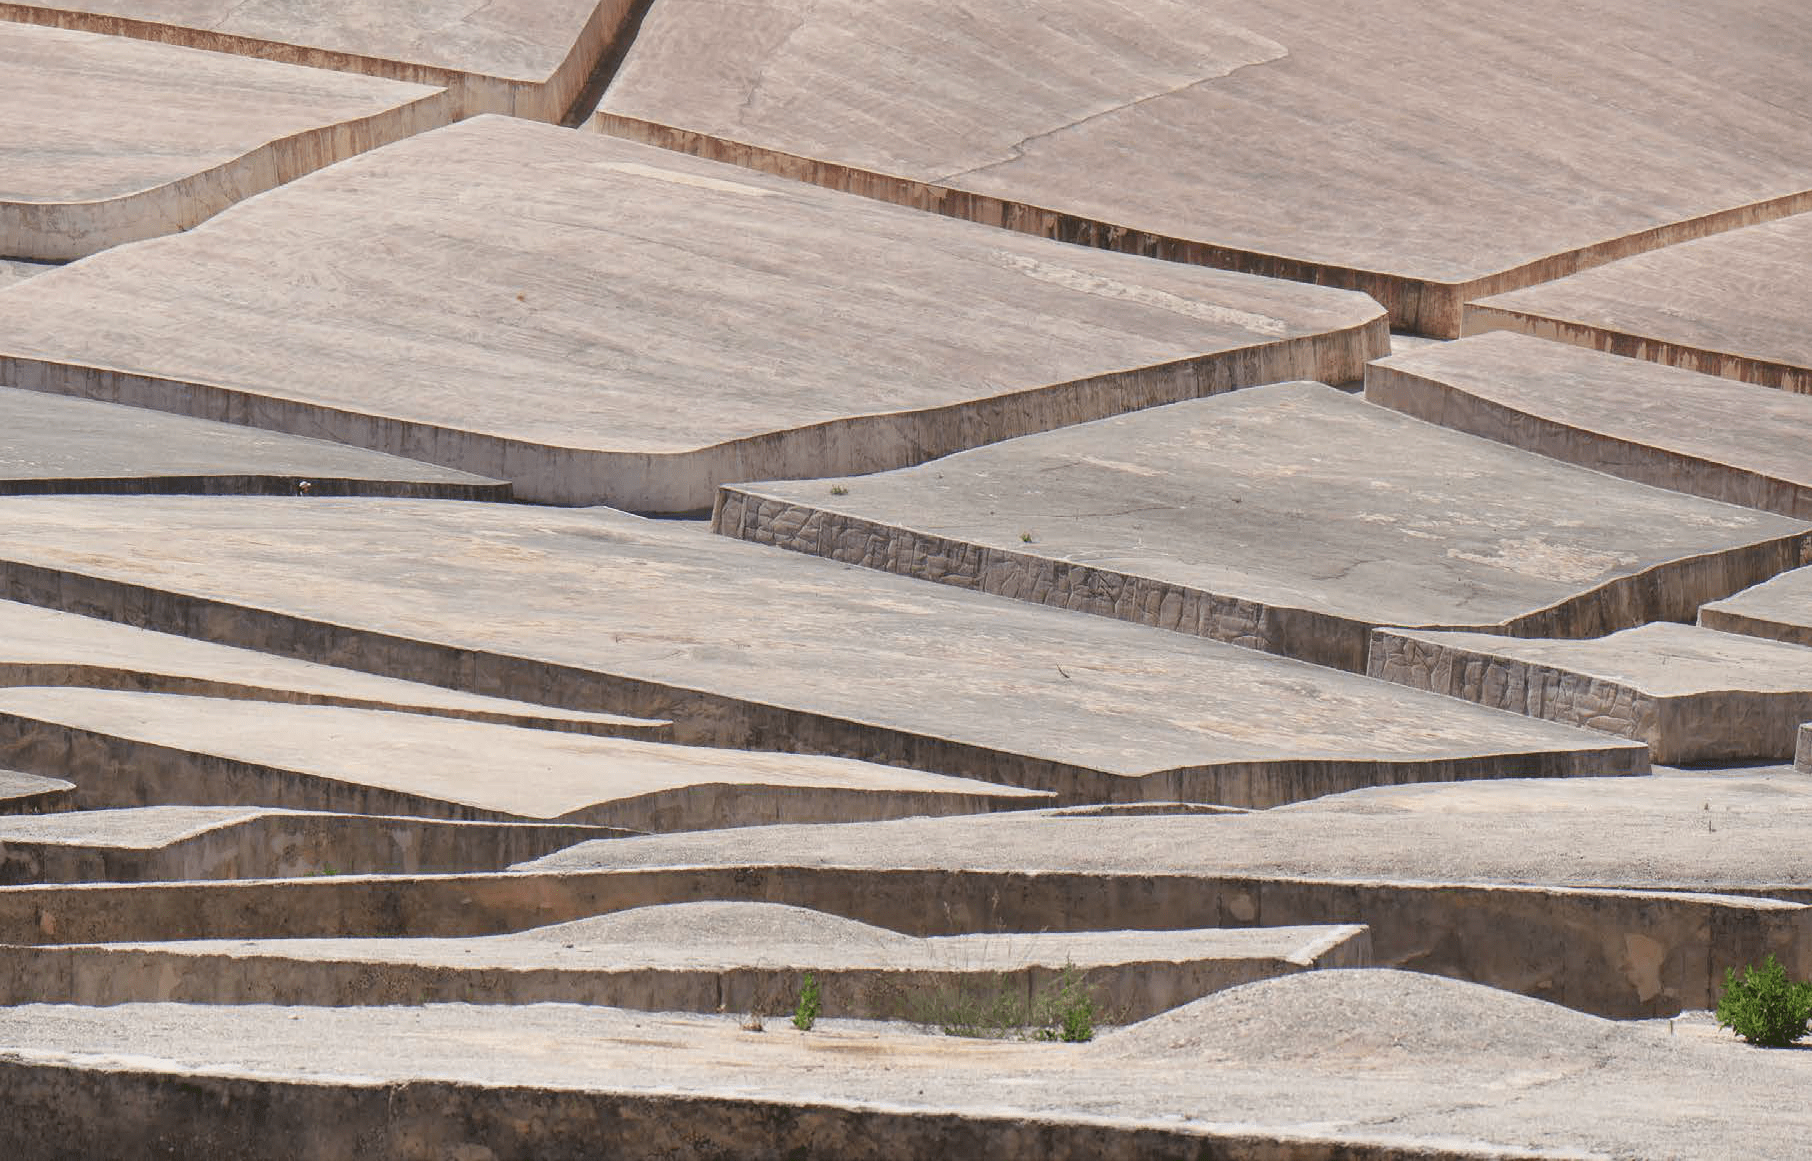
[1466,211,1812,394]
[0,386,507,499]
[0,0,633,120]
[1699,565,1812,648]
[718,381,1809,671]
[0,805,625,882]
[0,496,1649,806]
[0,599,667,739]
[0,770,74,816]
[0,115,1385,511]
[1368,331,1812,518]
[0,21,451,260]
[0,689,1049,828]
[596,0,1812,336]
[1,971,1810,1158]
[0,902,1369,1019]
[1370,623,1812,763]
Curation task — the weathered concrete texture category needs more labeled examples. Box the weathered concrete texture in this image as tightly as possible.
[0,806,624,883]
[2,972,1812,1158]
[0,770,75,816]
[1800,724,1811,774]
[595,0,1812,337]
[718,382,1810,672]
[0,22,452,261]
[0,115,1385,511]
[0,599,667,740]
[1369,623,1812,764]
[0,0,635,121]
[0,496,1649,807]
[1699,566,1812,648]
[0,902,1369,1021]
[0,689,1047,828]
[0,386,507,499]
[1367,331,1812,518]
[0,260,55,288]
[1465,212,1812,394]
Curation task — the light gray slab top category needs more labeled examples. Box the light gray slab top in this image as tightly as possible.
[1377,623,1812,699]
[0,805,264,849]
[0,115,1379,458]
[525,772,1812,892]
[0,387,501,490]
[0,496,1640,778]
[4,0,603,84]
[1700,566,1812,640]
[728,381,1806,629]
[1,970,1808,1159]
[0,690,1042,819]
[0,22,441,206]
[1369,331,1812,491]
[602,0,1812,282]
[1469,213,1812,374]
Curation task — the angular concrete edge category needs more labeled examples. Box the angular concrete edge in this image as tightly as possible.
[0,866,1797,1016]
[0,0,640,122]
[1365,628,1812,764]
[715,483,1809,674]
[1,87,456,262]
[1460,303,1812,395]
[0,771,74,817]
[0,324,1390,513]
[1699,601,1812,650]
[1798,723,1811,774]
[591,112,1812,338]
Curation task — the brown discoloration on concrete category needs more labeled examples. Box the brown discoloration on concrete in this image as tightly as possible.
[0,903,1370,1020]
[1465,213,1812,394]
[717,382,1809,671]
[1699,566,1812,648]
[1369,623,1812,763]
[0,496,1647,806]
[0,0,638,121]
[0,23,454,260]
[0,117,1385,511]
[1367,332,1812,519]
[595,1,1812,335]
[0,806,624,883]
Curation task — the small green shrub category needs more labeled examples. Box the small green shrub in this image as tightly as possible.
[792,972,822,1031]
[906,963,1099,1042]
[1716,955,1812,1047]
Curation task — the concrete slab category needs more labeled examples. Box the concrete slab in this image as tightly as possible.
[1367,331,1812,519]
[0,770,75,816]
[1465,212,1812,394]
[0,386,508,499]
[0,261,55,289]
[718,381,1810,672]
[0,496,1649,807]
[0,806,621,883]
[0,971,1810,1158]
[0,115,1385,511]
[1369,623,1812,764]
[1699,566,1812,648]
[0,902,1369,1020]
[0,22,452,260]
[0,0,636,120]
[595,0,1812,337]
[0,599,667,740]
[0,689,1048,828]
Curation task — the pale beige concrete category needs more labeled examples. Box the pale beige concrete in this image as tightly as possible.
[0,689,1048,829]
[718,382,1809,671]
[0,902,1369,1021]
[2,971,1811,1158]
[0,771,74,816]
[1466,212,1812,394]
[0,261,54,288]
[0,386,507,499]
[1369,623,1812,764]
[0,116,1385,511]
[596,0,1812,336]
[0,496,1648,806]
[1700,566,1812,648]
[0,22,452,260]
[0,806,621,882]
[1368,331,1812,518]
[0,0,637,120]
[0,599,666,740]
